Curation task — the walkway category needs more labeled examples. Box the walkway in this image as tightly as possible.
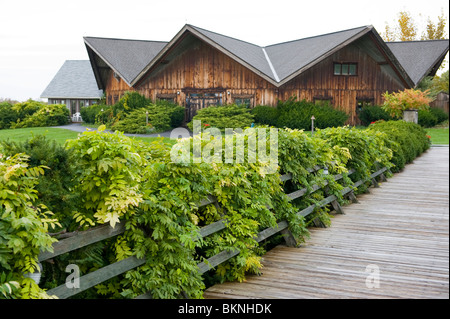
[204,147,449,299]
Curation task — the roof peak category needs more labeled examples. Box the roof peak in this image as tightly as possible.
[265,25,372,48]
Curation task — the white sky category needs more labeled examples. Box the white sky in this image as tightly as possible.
[1,0,449,102]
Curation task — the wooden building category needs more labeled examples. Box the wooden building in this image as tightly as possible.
[84,25,449,125]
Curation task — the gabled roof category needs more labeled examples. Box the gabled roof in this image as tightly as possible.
[265,26,372,85]
[134,24,413,88]
[86,25,448,90]
[41,60,103,99]
[84,37,167,87]
[386,40,449,86]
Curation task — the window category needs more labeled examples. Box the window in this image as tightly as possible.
[314,97,332,106]
[234,98,252,108]
[232,94,254,108]
[356,98,374,114]
[334,63,357,75]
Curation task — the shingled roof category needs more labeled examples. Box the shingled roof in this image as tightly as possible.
[85,25,448,90]
[386,40,449,86]
[84,37,167,86]
[41,60,103,99]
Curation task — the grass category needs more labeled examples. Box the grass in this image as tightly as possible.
[426,127,449,145]
[0,127,80,144]
[0,127,176,146]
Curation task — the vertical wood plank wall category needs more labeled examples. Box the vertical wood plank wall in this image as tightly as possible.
[103,37,406,125]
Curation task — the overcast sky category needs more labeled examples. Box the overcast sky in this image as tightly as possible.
[1,0,448,102]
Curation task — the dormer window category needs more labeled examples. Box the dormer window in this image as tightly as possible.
[334,63,357,75]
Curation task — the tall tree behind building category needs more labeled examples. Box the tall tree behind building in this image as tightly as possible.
[382,10,448,41]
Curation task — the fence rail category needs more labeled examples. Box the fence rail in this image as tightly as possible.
[39,166,388,299]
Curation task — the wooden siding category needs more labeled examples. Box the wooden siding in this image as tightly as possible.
[104,71,134,104]
[137,38,278,108]
[103,36,407,125]
[279,43,406,124]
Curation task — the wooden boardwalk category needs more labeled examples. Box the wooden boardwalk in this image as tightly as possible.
[204,147,449,299]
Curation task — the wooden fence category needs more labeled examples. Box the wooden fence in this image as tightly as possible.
[38,166,388,299]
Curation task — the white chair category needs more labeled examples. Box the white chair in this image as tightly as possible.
[72,112,83,122]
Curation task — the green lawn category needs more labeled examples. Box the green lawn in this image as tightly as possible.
[0,127,176,146]
[0,127,80,144]
[426,127,449,145]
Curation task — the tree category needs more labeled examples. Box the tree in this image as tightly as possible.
[382,9,448,41]
[422,10,447,40]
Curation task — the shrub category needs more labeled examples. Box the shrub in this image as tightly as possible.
[0,153,60,299]
[187,104,254,131]
[80,104,106,124]
[418,109,438,128]
[0,135,78,229]
[315,126,393,182]
[275,99,348,130]
[368,120,430,172]
[358,105,392,126]
[112,103,185,134]
[382,89,432,118]
[251,105,279,126]
[11,100,42,119]
[0,102,18,129]
[430,107,449,125]
[11,104,69,128]
[112,91,151,118]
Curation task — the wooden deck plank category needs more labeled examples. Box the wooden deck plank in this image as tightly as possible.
[203,147,449,299]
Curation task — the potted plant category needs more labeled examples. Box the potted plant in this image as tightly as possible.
[381,89,432,124]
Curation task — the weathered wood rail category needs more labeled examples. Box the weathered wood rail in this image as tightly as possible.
[203,147,449,299]
[38,164,388,299]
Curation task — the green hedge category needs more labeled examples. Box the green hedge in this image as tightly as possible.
[358,105,392,126]
[368,120,430,172]
[81,92,185,133]
[418,108,449,128]
[0,100,69,129]
[187,104,254,131]
[0,121,430,299]
[251,98,348,130]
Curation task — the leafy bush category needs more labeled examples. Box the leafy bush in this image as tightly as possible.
[65,125,144,228]
[80,104,106,124]
[112,103,185,134]
[88,93,185,133]
[418,109,439,127]
[11,100,42,119]
[10,103,69,129]
[382,89,432,118]
[2,118,431,299]
[359,105,392,126]
[0,102,18,129]
[368,120,430,172]
[0,153,60,299]
[315,126,393,182]
[251,105,279,126]
[187,104,254,131]
[0,100,65,130]
[251,98,348,130]
[0,135,78,229]
[430,108,449,125]
[112,91,151,117]
[277,99,348,130]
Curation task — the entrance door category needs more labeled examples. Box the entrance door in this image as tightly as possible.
[186,92,223,121]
